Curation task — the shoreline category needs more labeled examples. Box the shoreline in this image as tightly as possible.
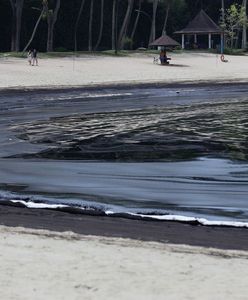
[0,204,248,251]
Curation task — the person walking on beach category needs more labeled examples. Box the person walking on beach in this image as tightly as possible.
[27,49,33,65]
[32,49,38,66]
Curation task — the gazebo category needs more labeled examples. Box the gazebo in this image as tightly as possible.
[174,10,224,50]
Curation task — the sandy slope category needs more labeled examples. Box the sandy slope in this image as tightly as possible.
[1,226,248,300]
[0,52,247,89]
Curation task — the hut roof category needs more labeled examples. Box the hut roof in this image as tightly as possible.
[175,10,222,34]
[149,34,180,47]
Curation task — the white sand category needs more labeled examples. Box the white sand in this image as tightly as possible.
[1,226,248,300]
[0,52,248,89]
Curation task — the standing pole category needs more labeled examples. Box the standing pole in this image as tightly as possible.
[181,34,185,49]
[208,33,212,49]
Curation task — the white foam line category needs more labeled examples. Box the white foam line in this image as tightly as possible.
[106,211,248,228]
[11,200,69,209]
[10,201,248,228]
[86,93,133,98]
[44,93,133,101]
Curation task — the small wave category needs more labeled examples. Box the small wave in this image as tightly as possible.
[2,199,248,229]
[43,92,133,101]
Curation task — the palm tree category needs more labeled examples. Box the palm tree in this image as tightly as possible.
[44,0,61,52]
[130,0,143,42]
[94,0,104,51]
[22,0,47,53]
[242,0,247,49]
[149,0,159,44]
[118,0,134,49]
[161,0,172,35]
[88,0,94,51]
[112,0,117,50]
[74,0,86,52]
[9,0,24,51]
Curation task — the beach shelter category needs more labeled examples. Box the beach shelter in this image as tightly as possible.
[174,10,224,51]
[149,34,180,48]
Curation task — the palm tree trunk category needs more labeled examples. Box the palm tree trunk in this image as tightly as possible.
[11,6,17,51]
[112,0,117,50]
[15,0,24,51]
[9,0,24,52]
[74,0,86,52]
[94,0,104,51]
[149,0,159,44]
[130,0,142,42]
[162,2,170,35]
[118,0,134,49]
[22,5,45,54]
[88,0,94,51]
[242,0,247,49]
[45,0,61,52]
[47,16,53,52]
[220,0,225,48]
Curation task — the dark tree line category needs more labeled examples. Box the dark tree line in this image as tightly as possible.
[0,0,246,52]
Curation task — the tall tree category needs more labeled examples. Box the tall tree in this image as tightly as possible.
[88,0,94,51]
[242,0,247,49]
[44,0,61,52]
[112,0,117,50]
[131,0,143,42]
[118,0,134,49]
[22,0,47,53]
[162,0,171,34]
[149,0,159,44]
[74,0,86,52]
[9,0,24,51]
[94,0,104,50]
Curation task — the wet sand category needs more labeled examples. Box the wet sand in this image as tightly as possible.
[0,205,248,251]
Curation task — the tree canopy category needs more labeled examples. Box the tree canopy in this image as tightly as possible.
[0,0,246,52]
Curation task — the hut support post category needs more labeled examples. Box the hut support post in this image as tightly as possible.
[194,34,197,44]
[208,33,212,49]
[220,33,224,54]
[182,34,185,49]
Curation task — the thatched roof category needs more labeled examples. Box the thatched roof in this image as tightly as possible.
[175,10,222,34]
[149,34,180,47]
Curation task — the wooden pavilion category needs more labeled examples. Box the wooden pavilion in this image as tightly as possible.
[174,10,224,50]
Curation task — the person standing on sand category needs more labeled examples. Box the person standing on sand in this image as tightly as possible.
[32,49,38,66]
[27,50,33,65]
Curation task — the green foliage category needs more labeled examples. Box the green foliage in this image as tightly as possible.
[0,0,247,52]
[122,37,133,50]
[54,47,67,52]
[224,47,247,55]
[221,4,248,48]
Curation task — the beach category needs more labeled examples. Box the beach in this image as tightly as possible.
[0,52,248,89]
[1,224,248,300]
[1,52,248,299]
